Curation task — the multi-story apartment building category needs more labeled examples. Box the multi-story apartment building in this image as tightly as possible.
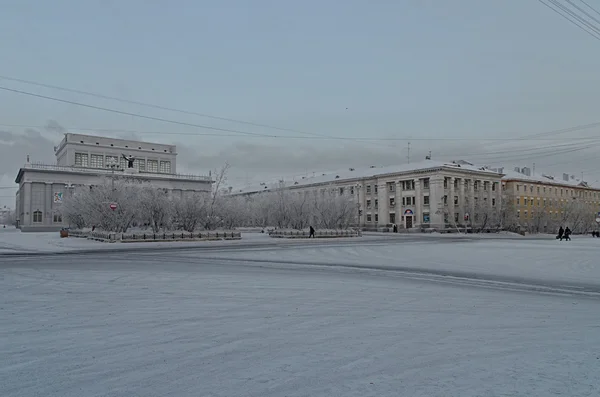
[15,133,213,232]
[502,168,600,233]
[233,159,504,230]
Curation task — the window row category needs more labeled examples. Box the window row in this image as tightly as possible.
[515,184,599,199]
[74,153,172,173]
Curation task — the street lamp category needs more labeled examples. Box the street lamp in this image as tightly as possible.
[106,158,121,191]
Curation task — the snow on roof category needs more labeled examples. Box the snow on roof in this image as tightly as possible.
[232,159,501,195]
[501,169,600,190]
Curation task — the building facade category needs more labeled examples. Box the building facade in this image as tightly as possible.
[502,169,600,233]
[15,133,212,232]
[233,160,504,231]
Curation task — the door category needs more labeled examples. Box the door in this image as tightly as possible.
[405,216,413,229]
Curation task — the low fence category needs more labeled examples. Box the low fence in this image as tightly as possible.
[66,230,242,243]
[268,229,361,239]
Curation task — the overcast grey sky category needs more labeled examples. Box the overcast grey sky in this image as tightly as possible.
[1,0,600,207]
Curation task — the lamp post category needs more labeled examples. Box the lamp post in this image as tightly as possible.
[355,183,362,229]
[106,158,120,191]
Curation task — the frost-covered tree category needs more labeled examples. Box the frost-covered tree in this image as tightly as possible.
[172,193,208,232]
[138,187,172,232]
[60,178,144,232]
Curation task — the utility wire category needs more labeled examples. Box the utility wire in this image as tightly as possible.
[0,75,332,139]
[2,122,600,142]
[537,0,600,40]
[580,0,600,17]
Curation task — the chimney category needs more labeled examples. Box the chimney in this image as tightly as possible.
[514,167,520,173]
[563,173,569,181]
[26,155,30,163]
[521,167,531,176]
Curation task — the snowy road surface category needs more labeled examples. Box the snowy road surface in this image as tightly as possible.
[2,239,600,396]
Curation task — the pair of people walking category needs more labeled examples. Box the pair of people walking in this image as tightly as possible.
[557,226,571,241]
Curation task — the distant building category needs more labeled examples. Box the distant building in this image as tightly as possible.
[15,133,212,232]
[232,159,504,231]
[502,167,600,233]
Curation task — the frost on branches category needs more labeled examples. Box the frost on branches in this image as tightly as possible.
[239,185,357,230]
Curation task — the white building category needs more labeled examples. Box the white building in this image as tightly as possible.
[233,159,504,230]
[15,133,212,232]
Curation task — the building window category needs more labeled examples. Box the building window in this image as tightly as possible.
[374,199,379,209]
[120,156,128,170]
[389,197,395,206]
[160,160,171,173]
[444,178,448,189]
[388,182,395,192]
[374,185,378,193]
[492,182,496,191]
[33,210,42,223]
[339,187,344,195]
[147,160,159,173]
[483,181,488,191]
[350,186,355,195]
[530,198,534,205]
[454,213,459,222]
[517,184,520,192]
[53,213,62,223]
[366,199,371,209]
[517,210,520,218]
[423,178,430,189]
[403,197,415,206]
[366,185,371,194]
[135,159,146,171]
[454,196,459,205]
[366,214,372,222]
[90,154,103,168]
[105,155,119,167]
[444,213,449,223]
[389,213,396,224]
[423,195,430,205]
[474,181,479,191]
[516,197,520,205]
[492,198,496,206]
[443,195,448,205]
[402,180,415,190]
[375,214,379,222]
[423,212,430,223]
[74,153,88,167]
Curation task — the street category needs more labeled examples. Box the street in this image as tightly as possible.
[2,238,600,396]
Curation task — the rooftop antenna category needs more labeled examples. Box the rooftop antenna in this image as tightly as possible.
[407,142,411,164]
[426,150,431,160]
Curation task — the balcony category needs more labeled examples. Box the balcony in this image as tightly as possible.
[23,163,212,182]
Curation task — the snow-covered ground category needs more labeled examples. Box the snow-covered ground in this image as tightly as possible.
[179,236,600,292]
[2,238,600,396]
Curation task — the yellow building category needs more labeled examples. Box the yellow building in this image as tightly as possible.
[502,170,600,233]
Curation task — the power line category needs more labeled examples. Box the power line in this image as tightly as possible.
[0,86,295,139]
[0,75,332,140]
[580,0,600,17]
[2,122,600,142]
[538,0,600,40]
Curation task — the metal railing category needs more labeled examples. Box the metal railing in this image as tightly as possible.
[68,229,241,242]
[24,162,211,181]
[268,229,361,238]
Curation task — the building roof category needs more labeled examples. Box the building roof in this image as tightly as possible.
[501,169,600,190]
[232,159,502,195]
[15,163,212,184]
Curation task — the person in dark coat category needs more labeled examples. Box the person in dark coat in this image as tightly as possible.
[557,226,564,240]
[309,226,315,238]
[564,227,572,241]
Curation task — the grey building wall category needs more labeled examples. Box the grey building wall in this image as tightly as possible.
[15,168,212,232]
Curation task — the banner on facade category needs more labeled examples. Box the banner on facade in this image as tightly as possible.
[53,192,63,203]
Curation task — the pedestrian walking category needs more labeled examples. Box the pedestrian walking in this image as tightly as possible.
[557,226,564,241]
[564,227,572,241]
[309,225,315,238]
